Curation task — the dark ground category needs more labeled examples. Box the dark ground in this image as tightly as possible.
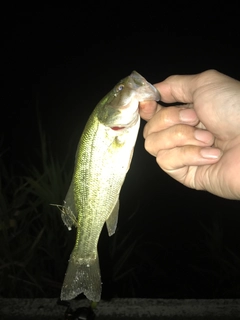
[1,298,240,320]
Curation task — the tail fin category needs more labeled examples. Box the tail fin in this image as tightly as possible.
[60,253,101,302]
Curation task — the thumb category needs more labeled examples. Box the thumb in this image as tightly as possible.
[154,70,223,104]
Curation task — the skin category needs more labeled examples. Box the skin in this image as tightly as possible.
[139,69,240,200]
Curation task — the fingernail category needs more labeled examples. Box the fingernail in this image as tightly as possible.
[179,109,197,122]
[194,129,213,143]
[200,147,222,159]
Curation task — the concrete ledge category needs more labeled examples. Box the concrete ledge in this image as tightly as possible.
[1,298,240,319]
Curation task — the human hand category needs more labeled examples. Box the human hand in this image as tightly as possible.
[139,70,240,200]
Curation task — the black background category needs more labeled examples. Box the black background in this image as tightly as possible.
[2,5,240,299]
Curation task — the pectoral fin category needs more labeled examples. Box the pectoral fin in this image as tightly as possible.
[106,199,119,236]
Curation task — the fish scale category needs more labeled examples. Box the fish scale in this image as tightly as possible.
[60,71,161,302]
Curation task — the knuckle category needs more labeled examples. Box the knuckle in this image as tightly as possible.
[144,135,158,156]
[144,136,152,153]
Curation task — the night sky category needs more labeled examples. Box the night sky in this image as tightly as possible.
[2,6,240,299]
[3,7,240,165]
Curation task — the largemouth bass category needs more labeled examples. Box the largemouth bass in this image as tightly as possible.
[60,71,160,302]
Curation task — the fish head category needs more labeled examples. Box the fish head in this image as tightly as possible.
[97,71,161,129]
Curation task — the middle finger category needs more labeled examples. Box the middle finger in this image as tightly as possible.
[143,106,199,138]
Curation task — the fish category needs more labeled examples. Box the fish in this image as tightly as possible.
[60,71,161,302]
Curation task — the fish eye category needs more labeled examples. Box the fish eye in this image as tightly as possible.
[118,84,124,91]
[114,84,124,96]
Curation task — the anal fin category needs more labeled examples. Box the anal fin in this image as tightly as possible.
[106,199,119,236]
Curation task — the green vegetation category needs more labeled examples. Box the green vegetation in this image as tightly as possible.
[0,125,74,297]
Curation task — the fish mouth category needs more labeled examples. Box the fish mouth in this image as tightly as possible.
[130,71,161,102]
[115,71,161,109]
[98,71,160,128]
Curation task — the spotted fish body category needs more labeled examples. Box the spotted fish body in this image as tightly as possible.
[60,71,160,302]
